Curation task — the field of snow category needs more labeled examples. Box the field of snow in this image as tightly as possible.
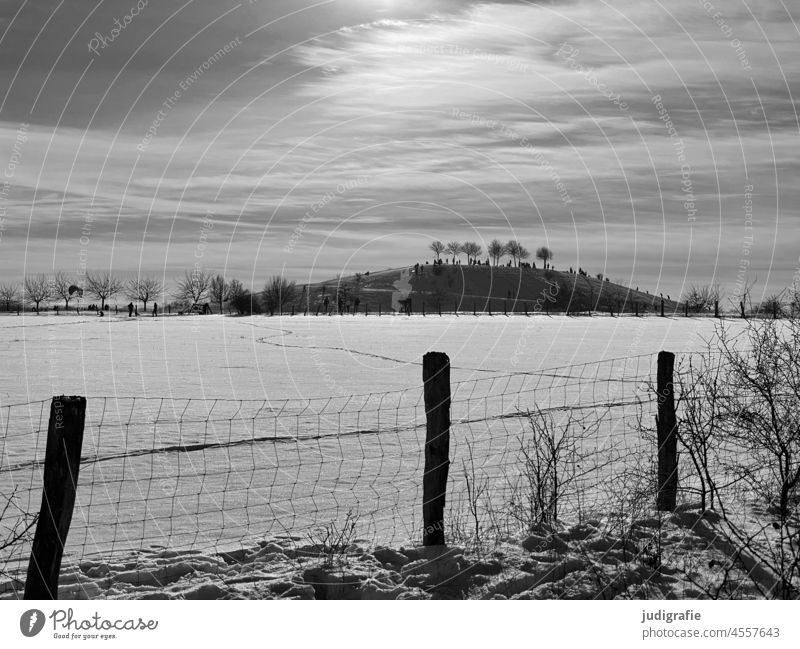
[0,312,742,404]
[0,313,752,598]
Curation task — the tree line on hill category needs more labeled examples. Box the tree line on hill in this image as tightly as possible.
[0,271,299,316]
[428,239,554,268]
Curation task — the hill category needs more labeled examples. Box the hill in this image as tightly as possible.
[300,265,679,315]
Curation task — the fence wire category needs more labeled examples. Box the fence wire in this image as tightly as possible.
[4,350,786,599]
[0,354,666,598]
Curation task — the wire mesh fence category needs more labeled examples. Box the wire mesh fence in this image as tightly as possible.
[2,346,796,599]
[0,353,666,596]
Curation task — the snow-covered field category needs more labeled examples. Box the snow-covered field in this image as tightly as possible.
[1,313,753,598]
[0,312,741,403]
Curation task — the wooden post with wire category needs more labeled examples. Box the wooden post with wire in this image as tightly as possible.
[422,352,451,546]
[24,396,86,599]
[656,353,678,511]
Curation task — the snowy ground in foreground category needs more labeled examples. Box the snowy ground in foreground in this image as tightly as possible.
[0,313,745,404]
[0,506,776,600]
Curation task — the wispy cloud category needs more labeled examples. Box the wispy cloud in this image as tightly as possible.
[0,0,797,298]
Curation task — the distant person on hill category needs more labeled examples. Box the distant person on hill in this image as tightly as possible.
[153,302,158,317]
[127,302,134,317]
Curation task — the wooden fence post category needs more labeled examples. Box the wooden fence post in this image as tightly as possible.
[24,396,87,599]
[656,352,678,511]
[714,300,719,318]
[422,352,451,546]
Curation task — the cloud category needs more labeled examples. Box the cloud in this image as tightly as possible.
[0,0,797,295]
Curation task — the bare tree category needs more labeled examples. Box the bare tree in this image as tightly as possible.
[227,279,249,314]
[0,282,18,311]
[429,240,445,261]
[461,242,475,264]
[488,239,505,266]
[461,242,482,264]
[126,276,163,312]
[519,245,531,265]
[85,272,122,310]
[505,240,522,266]
[209,275,229,314]
[536,246,554,269]
[445,241,462,263]
[52,271,75,310]
[174,270,211,309]
[23,274,52,313]
[263,275,297,315]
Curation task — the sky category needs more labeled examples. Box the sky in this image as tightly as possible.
[0,0,798,300]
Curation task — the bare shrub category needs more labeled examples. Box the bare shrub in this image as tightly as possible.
[460,439,490,551]
[674,320,800,598]
[507,409,598,531]
[1,488,38,582]
[305,510,359,568]
[683,283,721,313]
[674,351,725,511]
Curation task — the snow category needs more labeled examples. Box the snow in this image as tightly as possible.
[0,510,774,600]
[0,313,761,599]
[0,312,745,404]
